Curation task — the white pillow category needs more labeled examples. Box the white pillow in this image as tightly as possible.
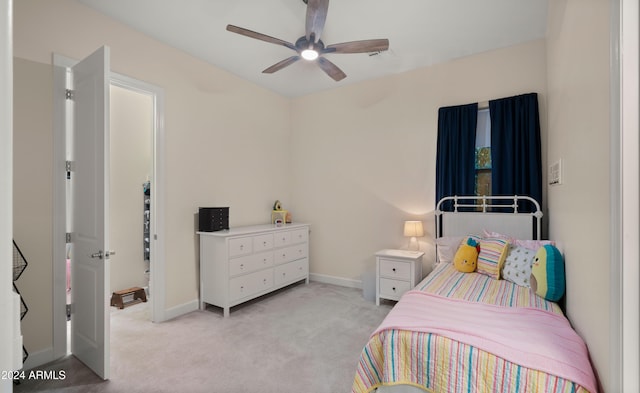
[435,236,464,263]
[502,244,536,287]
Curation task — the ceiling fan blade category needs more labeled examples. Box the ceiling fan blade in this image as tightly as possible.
[226,25,296,51]
[324,39,390,54]
[317,57,346,81]
[262,56,301,74]
[305,0,329,43]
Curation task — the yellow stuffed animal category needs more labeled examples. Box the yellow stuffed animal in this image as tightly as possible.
[453,238,479,273]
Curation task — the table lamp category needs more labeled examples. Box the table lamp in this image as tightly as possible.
[403,221,424,251]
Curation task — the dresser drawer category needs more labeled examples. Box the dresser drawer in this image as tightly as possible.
[379,278,410,299]
[253,233,274,252]
[274,244,308,265]
[289,228,308,244]
[273,231,291,247]
[229,269,274,302]
[228,237,252,257]
[228,251,273,277]
[379,258,411,280]
[274,258,308,286]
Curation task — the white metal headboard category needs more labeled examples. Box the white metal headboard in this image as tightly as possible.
[435,196,543,240]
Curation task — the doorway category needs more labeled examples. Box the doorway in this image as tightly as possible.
[108,83,153,313]
[52,54,166,364]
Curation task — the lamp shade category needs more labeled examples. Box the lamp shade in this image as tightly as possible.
[403,221,424,237]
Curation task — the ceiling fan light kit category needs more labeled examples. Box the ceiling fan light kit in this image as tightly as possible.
[226,0,389,81]
[301,49,319,61]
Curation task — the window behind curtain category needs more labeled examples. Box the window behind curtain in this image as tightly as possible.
[475,108,491,196]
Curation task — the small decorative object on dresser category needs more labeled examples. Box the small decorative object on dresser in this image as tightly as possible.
[271,210,287,226]
[198,223,310,317]
[375,249,424,305]
[198,207,230,232]
[271,199,288,226]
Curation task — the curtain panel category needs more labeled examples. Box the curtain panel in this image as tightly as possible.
[435,103,478,211]
[489,92,542,213]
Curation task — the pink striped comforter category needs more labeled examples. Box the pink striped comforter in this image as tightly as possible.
[352,263,598,393]
[373,291,598,393]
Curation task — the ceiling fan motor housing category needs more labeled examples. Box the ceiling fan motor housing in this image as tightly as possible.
[295,36,324,53]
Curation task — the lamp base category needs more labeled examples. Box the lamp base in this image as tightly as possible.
[408,237,420,251]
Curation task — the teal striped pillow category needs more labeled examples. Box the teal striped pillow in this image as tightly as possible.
[478,237,510,279]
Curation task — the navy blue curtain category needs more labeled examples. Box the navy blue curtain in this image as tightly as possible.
[489,93,542,212]
[435,103,478,211]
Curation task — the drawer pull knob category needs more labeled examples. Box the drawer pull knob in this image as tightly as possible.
[392,268,396,272]
[392,287,396,291]
[263,279,267,284]
[240,264,244,269]
[263,241,267,246]
[240,245,244,250]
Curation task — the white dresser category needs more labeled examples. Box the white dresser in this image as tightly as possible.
[198,223,310,317]
[375,249,424,305]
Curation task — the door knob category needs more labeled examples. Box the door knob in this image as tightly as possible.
[90,250,116,259]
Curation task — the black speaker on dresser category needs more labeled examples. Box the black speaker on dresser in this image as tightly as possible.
[198,207,229,232]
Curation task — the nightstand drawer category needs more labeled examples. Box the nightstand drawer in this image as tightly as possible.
[379,259,411,280]
[379,278,410,298]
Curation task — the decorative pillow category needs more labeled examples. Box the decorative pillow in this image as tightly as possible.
[435,236,464,263]
[477,237,509,279]
[502,245,536,287]
[482,229,555,250]
[453,238,479,273]
[531,245,566,302]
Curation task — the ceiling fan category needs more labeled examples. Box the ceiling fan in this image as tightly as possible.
[226,0,389,81]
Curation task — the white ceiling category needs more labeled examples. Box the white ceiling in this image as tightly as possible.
[77,0,548,98]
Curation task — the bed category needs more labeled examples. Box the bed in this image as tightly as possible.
[352,196,598,393]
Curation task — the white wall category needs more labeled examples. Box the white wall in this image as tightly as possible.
[110,85,152,293]
[545,0,611,390]
[13,57,53,361]
[290,40,548,282]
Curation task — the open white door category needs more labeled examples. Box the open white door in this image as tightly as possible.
[70,46,111,380]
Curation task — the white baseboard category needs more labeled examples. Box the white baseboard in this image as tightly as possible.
[309,273,362,289]
[162,299,199,321]
[22,346,55,371]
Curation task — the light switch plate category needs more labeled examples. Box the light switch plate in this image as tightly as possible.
[549,159,562,185]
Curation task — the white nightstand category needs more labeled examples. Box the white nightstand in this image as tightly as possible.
[375,249,424,305]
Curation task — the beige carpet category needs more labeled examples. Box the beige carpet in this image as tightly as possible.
[14,281,393,393]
